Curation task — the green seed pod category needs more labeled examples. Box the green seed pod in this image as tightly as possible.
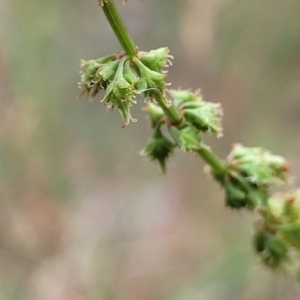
[140,127,175,173]
[80,59,99,83]
[262,235,289,269]
[224,180,248,209]
[123,60,139,85]
[133,57,167,103]
[101,57,138,127]
[169,89,199,107]
[183,102,223,136]
[278,221,300,249]
[98,59,120,81]
[281,191,300,223]
[227,144,289,189]
[79,56,120,99]
[138,47,172,72]
[254,228,267,253]
[168,125,202,152]
[169,89,223,136]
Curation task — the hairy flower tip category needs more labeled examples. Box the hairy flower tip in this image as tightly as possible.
[253,225,290,270]
[137,47,172,72]
[170,90,223,136]
[169,125,202,152]
[101,57,138,127]
[79,56,119,99]
[140,128,175,173]
[227,144,289,188]
[146,102,165,129]
[133,57,167,104]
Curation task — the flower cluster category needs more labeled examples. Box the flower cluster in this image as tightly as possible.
[254,190,300,272]
[170,90,223,136]
[140,125,175,173]
[81,0,300,282]
[223,144,289,209]
[78,48,172,127]
[217,145,300,275]
[140,90,223,171]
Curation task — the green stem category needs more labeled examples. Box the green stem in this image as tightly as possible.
[156,96,182,125]
[196,147,227,176]
[100,0,137,56]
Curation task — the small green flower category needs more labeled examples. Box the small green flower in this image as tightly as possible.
[140,126,175,173]
[223,174,266,209]
[168,125,202,151]
[79,55,119,99]
[253,227,289,269]
[137,47,172,72]
[252,190,300,273]
[98,59,120,81]
[279,221,300,249]
[184,103,222,136]
[224,179,248,208]
[169,89,198,107]
[101,57,138,127]
[227,144,289,188]
[122,59,140,85]
[133,57,169,105]
[170,89,223,136]
[283,191,300,222]
[265,191,300,249]
[224,143,289,209]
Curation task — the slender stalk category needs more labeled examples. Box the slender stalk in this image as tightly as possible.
[196,147,227,176]
[156,96,182,125]
[100,0,137,56]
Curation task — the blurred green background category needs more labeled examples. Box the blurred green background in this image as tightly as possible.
[1,0,300,299]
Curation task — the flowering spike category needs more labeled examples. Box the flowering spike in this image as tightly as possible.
[77,0,300,283]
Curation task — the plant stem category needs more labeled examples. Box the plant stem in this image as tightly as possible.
[100,0,137,56]
[156,96,182,125]
[196,147,227,176]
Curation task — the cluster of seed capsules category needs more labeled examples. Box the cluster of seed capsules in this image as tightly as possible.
[79,47,171,127]
[79,47,300,276]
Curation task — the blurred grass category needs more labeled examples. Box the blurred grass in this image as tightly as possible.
[0,0,300,299]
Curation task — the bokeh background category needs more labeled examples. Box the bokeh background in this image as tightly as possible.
[1,0,300,299]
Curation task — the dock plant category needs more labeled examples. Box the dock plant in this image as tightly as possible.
[78,0,300,280]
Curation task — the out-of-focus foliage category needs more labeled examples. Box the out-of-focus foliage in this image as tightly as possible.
[0,0,300,299]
